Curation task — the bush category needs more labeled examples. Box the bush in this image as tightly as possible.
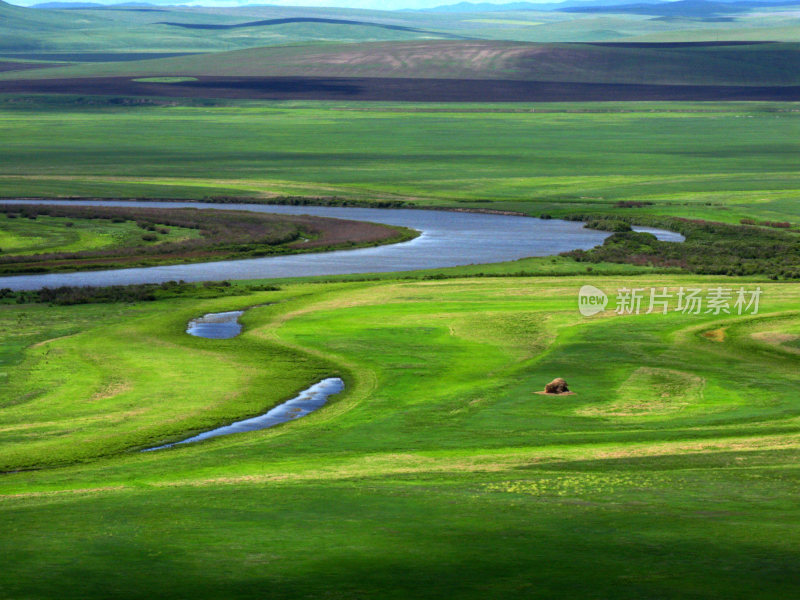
[563,215,800,280]
[584,219,632,233]
[141,234,158,242]
[2,279,281,306]
[615,201,653,208]
[761,221,792,229]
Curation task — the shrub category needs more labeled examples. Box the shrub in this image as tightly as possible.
[761,221,792,229]
[615,201,653,208]
[584,219,632,233]
[563,215,800,280]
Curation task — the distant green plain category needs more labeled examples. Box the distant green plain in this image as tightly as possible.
[1,100,798,224]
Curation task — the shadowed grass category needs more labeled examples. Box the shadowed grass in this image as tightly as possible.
[0,275,798,597]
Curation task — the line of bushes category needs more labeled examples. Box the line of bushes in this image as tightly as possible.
[564,215,800,280]
[203,196,414,209]
[1,280,280,306]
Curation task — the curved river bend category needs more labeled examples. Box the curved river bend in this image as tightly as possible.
[0,201,683,290]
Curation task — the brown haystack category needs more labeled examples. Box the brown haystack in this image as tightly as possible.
[544,378,569,394]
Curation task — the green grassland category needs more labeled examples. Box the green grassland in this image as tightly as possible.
[0,211,199,256]
[0,274,798,598]
[2,2,800,593]
[0,100,798,224]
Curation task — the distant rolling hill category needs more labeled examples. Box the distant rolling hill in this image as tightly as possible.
[32,2,106,7]
[2,0,800,55]
[156,16,473,40]
[422,0,666,11]
[564,0,800,15]
[0,2,479,53]
[4,40,800,87]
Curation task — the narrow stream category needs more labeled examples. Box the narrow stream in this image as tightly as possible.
[143,377,345,451]
[186,310,244,339]
[143,309,344,451]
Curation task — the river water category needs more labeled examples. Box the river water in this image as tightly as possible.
[0,200,683,290]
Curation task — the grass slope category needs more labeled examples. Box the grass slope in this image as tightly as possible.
[6,40,800,87]
[0,275,798,597]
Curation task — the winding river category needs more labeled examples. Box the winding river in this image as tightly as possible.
[0,200,683,290]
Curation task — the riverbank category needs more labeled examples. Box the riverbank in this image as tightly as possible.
[0,202,417,276]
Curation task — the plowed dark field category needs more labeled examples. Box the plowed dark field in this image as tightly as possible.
[3,75,800,101]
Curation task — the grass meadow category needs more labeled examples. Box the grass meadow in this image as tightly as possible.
[0,89,798,597]
[0,100,799,224]
[1,0,799,592]
[0,274,798,598]
[0,212,199,257]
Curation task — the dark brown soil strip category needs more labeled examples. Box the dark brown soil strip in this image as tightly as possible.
[0,62,58,73]
[0,52,203,62]
[2,76,799,102]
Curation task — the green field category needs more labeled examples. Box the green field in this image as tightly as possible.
[0,211,199,257]
[0,100,799,225]
[0,274,798,598]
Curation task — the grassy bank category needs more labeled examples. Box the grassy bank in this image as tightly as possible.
[0,203,416,274]
[0,274,798,597]
[0,210,200,256]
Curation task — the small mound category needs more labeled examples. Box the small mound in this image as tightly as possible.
[702,328,727,342]
[578,367,704,417]
[751,331,800,354]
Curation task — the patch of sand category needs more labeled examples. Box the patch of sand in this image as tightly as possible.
[702,328,727,342]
